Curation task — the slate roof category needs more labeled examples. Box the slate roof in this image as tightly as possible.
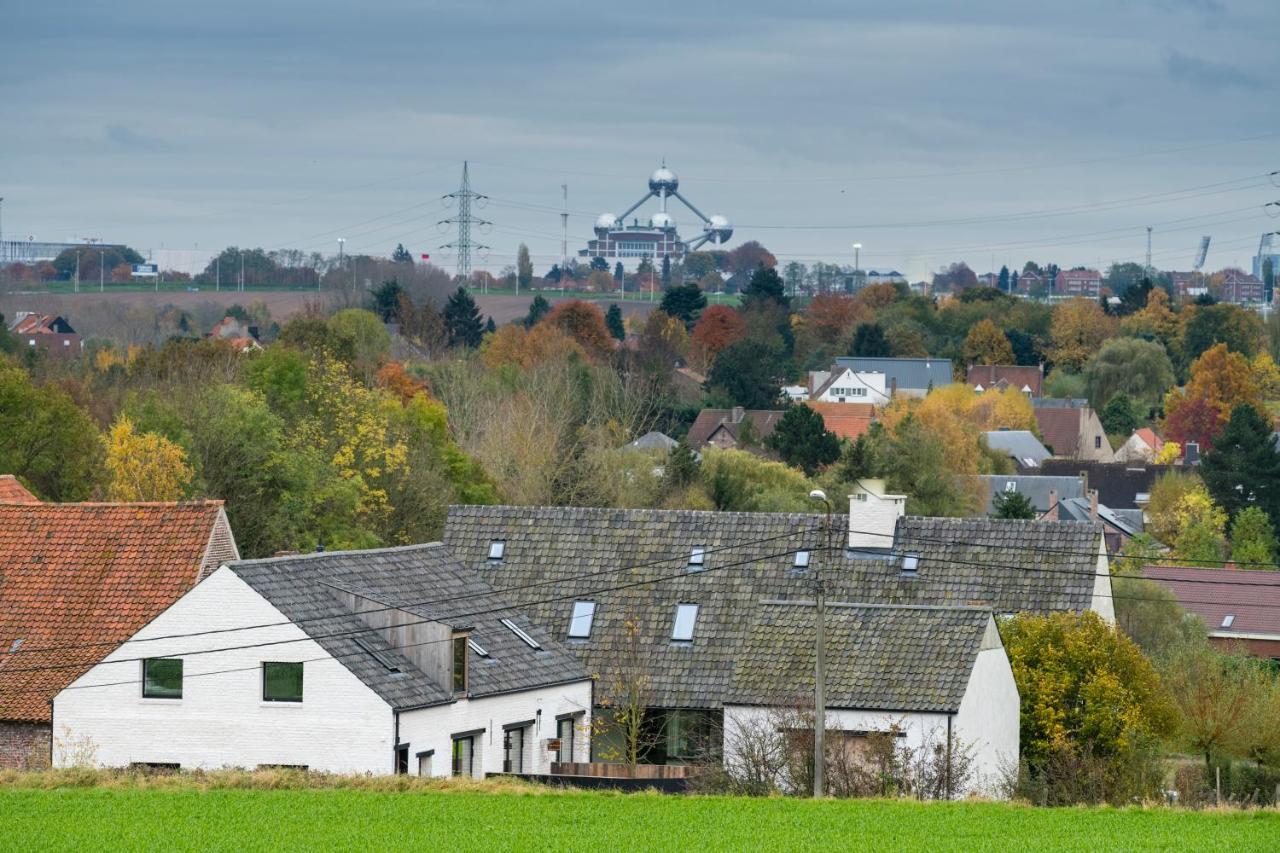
[1143,565,1280,639]
[1056,498,1143,537]
[0,501,237,722]
[967,365,1043,397]
[834,357,954,392]
[975,474,1084,513]
[1037,461,1171,510]
[8,314,76,335]
[0,476,39,504]
[226,544,589,711]
[443,505,1103,710]
[687,409,784,450]
[726,603,992,712]
[983,430,1052,466]
[628,431,679,451]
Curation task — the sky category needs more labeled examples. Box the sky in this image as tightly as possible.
[2,0,1278,280]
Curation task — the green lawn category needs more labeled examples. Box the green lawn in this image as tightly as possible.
[1,788,1276,852]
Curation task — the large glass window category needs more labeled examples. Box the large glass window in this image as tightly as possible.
[142,658,183,699]
[262,662,303,702]
[503,726,526,773]
[452,736,474,777]
[556,717,576,763]
[452,636,468,693]
[567,601,596,639]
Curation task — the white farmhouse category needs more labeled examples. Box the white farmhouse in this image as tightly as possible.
[809,366,890,406]
[53,544,593,776]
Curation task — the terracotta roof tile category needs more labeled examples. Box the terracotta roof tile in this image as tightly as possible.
[1143,565,1280,638]
[805,402,876,442]
[0,502,237,722]
[0,476,39,504]
[1035,407,1083,457]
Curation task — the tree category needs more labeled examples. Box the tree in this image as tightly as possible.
[849,323,890,358]
[545,300,615,360]
[963,318,1015,365]
[664,438,700,489]
[726,241,777,276]
[683,251,717,280]
[1049,297,1117,372]
[740,265,789,309]
[1099,392,1141,437]
[517,244,533,290]
[328,308,391,375]
[659,282,707,330]
[524,294,551,328]
[1182,303,1264,363]
[992,489,1036,519]
[391,243,413,264]
[444,287,484,348]
[764,405,840,476]
[1200,403,1280,523]
[605,304,626,341]
[1083,338,1175,413]
[690,305,748,371]
[370,279,404,322]
[52,244,145,281]
[480,322,586,370]
[1163,643,1268,768]
[706,340,787,410]
[614,262,624,287]
[1229,506,1277,566]
[879,415,978,516]
[1163,344,1263,450]
[698,271,725,294]
[589,256,609,272]
[1264,257,1275,304]
[0,365,103,500]
[661,254,672,289]
[997,265,1010,293]
[104,416,194,502]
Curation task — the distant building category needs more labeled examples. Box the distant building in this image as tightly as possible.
[0,240,123,264]
[975,474,1085,514]
[809,365,889,406]
[1219,269,1265,304]
[207,316,261,351]
[1036,460,1172,510]
[865,270,906,286]
[983,430,1053,469]
[803,401,876,443]
[1113,428,1165,463]
[7,313,82,359]
[1033,400,1113,462]
[1144,566,1280,662]
[967,364,1044,397]
[686,407,784,454]
[1054,268,1102,298]
[1015,270,1043,295]
[832,357,953,398]
[1171,272,1208,301]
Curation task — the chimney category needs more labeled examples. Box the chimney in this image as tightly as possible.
[889,377,898,396]
[731,406,745,424]
[847,479,907,550]
[1045,489,1059,521]
[1088,488,1098,521]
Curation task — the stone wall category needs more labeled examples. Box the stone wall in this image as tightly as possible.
[0,721,51,769]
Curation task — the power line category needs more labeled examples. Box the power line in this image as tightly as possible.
[438,161,490,281]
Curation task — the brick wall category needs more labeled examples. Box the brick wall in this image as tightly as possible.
[0,721,51,769]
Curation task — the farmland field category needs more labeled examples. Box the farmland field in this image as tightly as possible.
[1,786,1277,852]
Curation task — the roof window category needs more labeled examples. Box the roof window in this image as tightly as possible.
[467,639,489,658]
[900,554,920,578]
[793,550,811,568]
[688,546,706,568]
[488,541,506,560]
[568,601,596,640]
[352,636,402,673]
[672,603,699,643]
[1221,614,1236,629]
[1004,481,1017,492]
[501,618,542,650]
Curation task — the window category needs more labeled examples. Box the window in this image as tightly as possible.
[850,387,866,397]
[672,603,699,643]
[1222,614,1236,629]
[452,635,468,693]
[142,658,183,699]
[1095,435,1102,449]
[352,636,401,673]
[395,745,409,775]
[853,493,867,502]
[501,618,541,649]
[1004,481,1017,492]
[503,725,527,773]
[556,717,577,763]
[417,751,433,777]
[262,662,303,702]
[794,550,811,568]
[488,540,505,560]
[688,546,706,567]
[900,554,920,577]
[452,736,475,777]
[568,601,596,639]
[467,638,489,658]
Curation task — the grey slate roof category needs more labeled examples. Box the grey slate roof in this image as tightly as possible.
[982,430,1052,466]
[976,474,1084,513]
[1057,498,1143,537]
[628,431,679,451]
[443,506,1103,710]
[227,544,590,711]
[726,603,992,713]
[834,357,954,392]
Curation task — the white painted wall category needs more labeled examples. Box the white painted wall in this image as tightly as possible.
[847,480,907,550]
[815,369,889,406]
[952,618,1020,794]
[1090,537,1116,625]
[398,682,593,778]
[53,567,395,773]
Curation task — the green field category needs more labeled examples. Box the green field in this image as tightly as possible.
[1,787,1277,852]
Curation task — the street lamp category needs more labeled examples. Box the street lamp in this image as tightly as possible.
[808,487,832,798]
[852,242,862,291]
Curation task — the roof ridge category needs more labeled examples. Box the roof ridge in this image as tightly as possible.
[229,541,448,568]
[760,599,992,614]
[0,499,226,508]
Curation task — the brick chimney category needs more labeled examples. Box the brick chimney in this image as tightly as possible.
[848,479,907,550]
[1044,489,1059,521]
[1088,488,1099,521]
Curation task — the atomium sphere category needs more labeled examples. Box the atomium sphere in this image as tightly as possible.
[705,214,733,243]
[650,212,676,230]
[648,167,679,194]
[594,212,619,238]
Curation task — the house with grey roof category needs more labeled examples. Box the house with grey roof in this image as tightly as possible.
[442,485,1109,777]
[976,474,1085,514]
[53,544,593,777]
[982,430,1052,468]
[832,356,954,398]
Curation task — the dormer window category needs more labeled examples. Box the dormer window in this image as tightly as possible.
[1004,481,1017,492]
[488,541,506,560]
[793,550,811,568]
[688,547,706,569]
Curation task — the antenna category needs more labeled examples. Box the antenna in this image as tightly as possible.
[561,183,568,278]
[438,161,491,282]
[1145,226,1153,280]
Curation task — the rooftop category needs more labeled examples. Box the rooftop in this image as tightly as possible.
[1143,565,1280,639]
[0,475,39,504]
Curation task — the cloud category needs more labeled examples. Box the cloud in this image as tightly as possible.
[1165,50,1261,91]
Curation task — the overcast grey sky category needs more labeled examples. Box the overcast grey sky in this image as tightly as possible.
[2,0,1277,279]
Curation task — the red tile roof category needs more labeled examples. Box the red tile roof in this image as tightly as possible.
[966,365,1043,397]
[1133,428,1163,451]
[0,476,39,504]
[0,502,238,722]
[1143,565,1280,639]
[1035,407,1082,457]
[805,402,876,442]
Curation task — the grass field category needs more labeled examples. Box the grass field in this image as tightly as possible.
[1,785,1277,852]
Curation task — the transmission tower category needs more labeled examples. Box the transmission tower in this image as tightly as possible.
[438,161,490,282]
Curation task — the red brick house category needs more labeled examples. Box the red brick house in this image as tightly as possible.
[1053,268,1102,298]
[1219,269,1265,305]
[686,407,784,454]
[0,501,239,767]
[7,313,82,360]
[1143,565,1280,662]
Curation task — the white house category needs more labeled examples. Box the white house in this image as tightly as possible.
[53,544,593,777]
[809,366,890,406]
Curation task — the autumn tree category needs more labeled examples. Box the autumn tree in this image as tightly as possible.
[1182,303,1264,364]
[1229,506,1277,566]
[104,416,194,502]
[1163,344,1262,450]
[517,243,533,289]
[1163,643,1269,768]
[726,241,778,277]
[690,305,748,371]
[0,364,104,500]
[802,294,869,353]
[962,318,1014,365]
[545,300,616,360]
[480,323,586,370]
[764,405,840,476]
[1048,297,1117,372]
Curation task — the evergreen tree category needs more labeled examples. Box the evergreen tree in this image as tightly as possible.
[992,489,1036,519]
[997,265,1010,293]
[605,304,626,341]
[659,282,707,330]
[370,279,403,322]
[517,244,533,290]
[614,262,624,287]
[1201,403,1280,522]
[1100,392,1141,436]
[664,438,700,489]
[764,404,840,475]
[850,323,891,358]
[706,340,787,409]
[524,295,551,328]
[443,287,484,348]
[590,256,609,272]
[545,264,562,284]
[1264,258,1274,304]
[741,265,789,309]
[391,243,413,264]
[1011,270,1020,293]
[485,316,496,334]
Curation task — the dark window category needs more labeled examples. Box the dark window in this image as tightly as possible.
[504,726,526,773]
[262,662,303,702]
[452,736,474,777]
[395,745,409,775]
[1095,435,1102,449]
[556,717,576,763]
[142,658,183,699]
[452,636,468,693]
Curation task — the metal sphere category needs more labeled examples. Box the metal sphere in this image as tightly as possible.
[650,212,676,230]
[706,214,733,243]
[594,212,618,238]
[648,167,679,194]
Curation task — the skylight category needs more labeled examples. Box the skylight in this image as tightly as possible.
[467,639,489,658]
[794,550,811,568]
[501,618,541,649]
[352,636,401,673]
[900,554,920,577]
[672,603,699,643]
[488,541,506,560]
[568,601,596,640]
[1221,614,1236,629]
[688,546,706,567]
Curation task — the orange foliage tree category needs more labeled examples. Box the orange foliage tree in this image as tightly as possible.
[374,361,428,404]
[480,322,586,370]
[803,294,870,351]
[1163,343,1263,443]
[544,300,616,360]
[962,318,1015,366]
[689,305,748,370]
[1049,297,1117,372]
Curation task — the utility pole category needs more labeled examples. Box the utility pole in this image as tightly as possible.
[99,250,104,292]
[240,250,245,292]
[216,254,220,292]
[439,161,491,285]
[808,488,832,798]
[560,183,569,284]
[1145,226,1153,282]
[338,238,345,296]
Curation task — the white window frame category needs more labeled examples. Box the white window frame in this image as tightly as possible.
[567,601,596,640]
[488,541,506,560]
[794,550,811,568]
[501,618,542,649]
[672,603,699,643]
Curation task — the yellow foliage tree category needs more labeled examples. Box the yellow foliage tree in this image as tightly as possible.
[1166,343,1262,427]
[480,322,586,370]
[1120,288,1181,349]
[104,416,194,502]
[962,318,1014,366]
[1049,297,1118,372]
[1251,352,1280,401]
[1153,441,1181,465]
[879,384,1037,476]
